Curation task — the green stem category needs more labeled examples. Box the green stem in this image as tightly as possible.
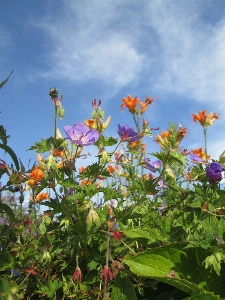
[203,127,208,162]
[54,103,57,143]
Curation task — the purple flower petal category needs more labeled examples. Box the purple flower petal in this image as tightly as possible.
[64,123,100,146]
[190,154,202,162]
[117,124,140,142]
[206,162,223,183]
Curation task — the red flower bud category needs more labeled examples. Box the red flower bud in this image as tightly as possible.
[72,267,82,282]
[112,231,123,241]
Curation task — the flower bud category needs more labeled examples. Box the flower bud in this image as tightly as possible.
[42,250,51,262]
[49,87,58,99]
[57,106,64,120]
[86,208,100,229]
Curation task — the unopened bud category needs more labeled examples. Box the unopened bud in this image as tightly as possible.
[49,87,58,99]
[57,106,64,120]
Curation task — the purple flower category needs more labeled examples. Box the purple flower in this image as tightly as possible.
[190,154,202,162]
[64,123,100,146]
[206,162,223,183]
[117,124,140,142]
[143,158,162,172]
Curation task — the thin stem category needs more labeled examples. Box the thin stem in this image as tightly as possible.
[54,104,57,141]
[203,127,208,162]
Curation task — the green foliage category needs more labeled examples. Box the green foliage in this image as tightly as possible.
[1,88,225,299]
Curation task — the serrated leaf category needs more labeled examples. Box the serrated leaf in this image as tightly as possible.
[170,151,186,167]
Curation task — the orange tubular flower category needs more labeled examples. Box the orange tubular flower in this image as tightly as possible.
[192,110,219,127]
[177,125,188,143]
[139,96,157,114]
[120,95,140,113]
[36,192,48,203]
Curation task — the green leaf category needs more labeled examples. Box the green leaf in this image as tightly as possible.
[111,276,137,300]
[37,280,62,297]
[123,229,151,240]
[39,222,46,234]
[170,150,186,167]
[124,243,225,297]
[95,135,118,147]
[0,143,19,171]
[0,203,16,222]
[28,137,54,153]
[0,71,13,89]
[184,292,222,299]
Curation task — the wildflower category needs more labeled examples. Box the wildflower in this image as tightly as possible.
[192,147,210,161]
[190,153,202,162]
[80,179,92,186]
[53,149,64,157]
[117,124,140,142]
[120,95,140,113]
[107,166,114,173]
[143,158,162,172]
[29,166,44,181]
[67,188,74,196]
[128,140,146,152]
[100,266,113,283]
[79,166,86,173]
[64,123,100,146]
[206,162,223,183]
[72,267,82,282]
[36,192,48,203]
[158,179,168,188]
[112,231,123,241]
[192,110,219,127]
[177,125,188,143]
[139,96,156,114]
[84,119,97,129]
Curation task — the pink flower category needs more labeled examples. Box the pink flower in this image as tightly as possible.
[72,267,82,282]
[112,231,124,241]
[100,266,113,283]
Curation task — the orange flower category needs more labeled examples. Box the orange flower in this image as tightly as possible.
[36,192,48,203]
[27,179,36,187]
[107,166,115,173]
[128,140,147,152]
[192,110,219,127]
[29,166,44,181]
[79,166,86,173]
[139,96,156,114]
[80,179,92,186]
[53,149,64,157]
[84,119,97,129]
[177,125,188,143]
[192,147,210,161]
[120,95,140,113]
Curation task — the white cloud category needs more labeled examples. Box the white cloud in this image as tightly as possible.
[34,1,145,92]
[143,2,225,109]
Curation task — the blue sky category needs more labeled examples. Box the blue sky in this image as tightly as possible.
[1,0,225,170]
